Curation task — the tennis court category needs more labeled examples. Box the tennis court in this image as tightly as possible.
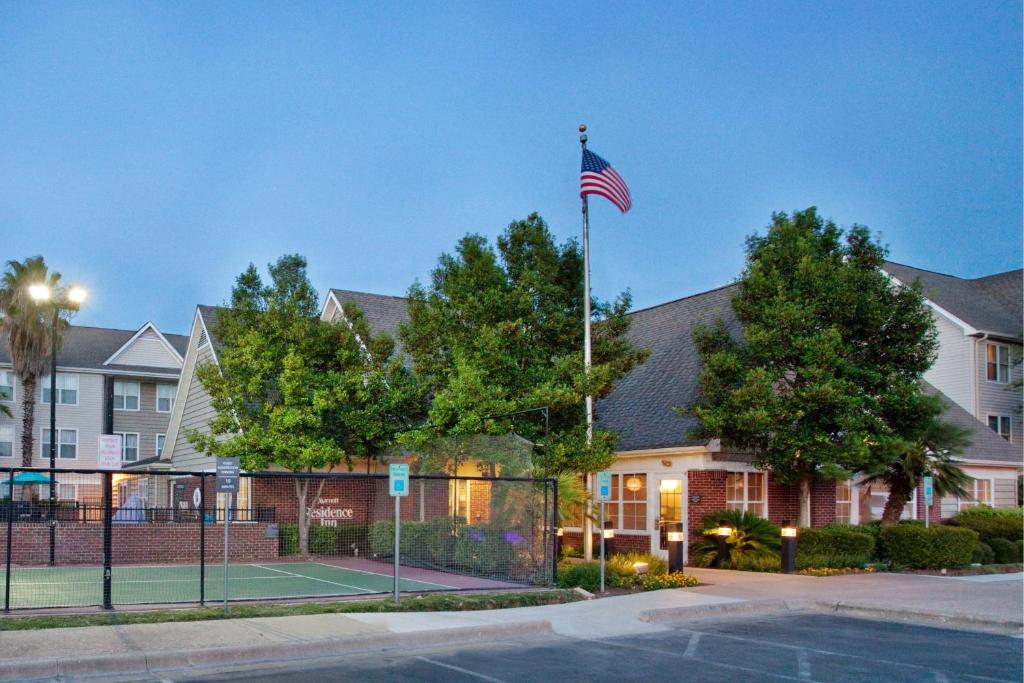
[4,562,455,609]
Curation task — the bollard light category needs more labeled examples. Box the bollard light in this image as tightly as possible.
[780,520,797,574]
[556,527,564,537]
[632,561,649,575]
[667,522,685,573]
[667,530,685,543]
[713,519,732,569]
[716,521,733,537]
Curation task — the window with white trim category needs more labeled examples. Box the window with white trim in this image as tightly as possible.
[156,433,166,458]
[41,428,78,459]
[156,384,176,413]
[0,370,14,402]
[449,480,471,520]
[726,472,766,516]
[41,374,78,405]
[0,424,13,458]
[835,480,853,524]
[620,473,647,530]
[113,381,140,410]
[115,432,139,462]
[988,415,1011,441]
[986,343,1011,383]
[960,479,994,510]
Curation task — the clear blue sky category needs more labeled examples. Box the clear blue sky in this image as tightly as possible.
[1,2,1020,335]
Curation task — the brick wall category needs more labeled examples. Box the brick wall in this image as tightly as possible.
[810,475,837,527]
[2,522,278,566]
[560,531,649,555]
[687,470,727,537]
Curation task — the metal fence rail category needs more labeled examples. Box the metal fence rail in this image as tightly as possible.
[2,467,557,612]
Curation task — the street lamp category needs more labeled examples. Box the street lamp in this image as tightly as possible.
[29,283,86,567]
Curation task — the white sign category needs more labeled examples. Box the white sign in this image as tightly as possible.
[309,497,355,526]
[97,434,123,470]
[596,471,612,501]
[192,488,202,508]
[389,463,409,497]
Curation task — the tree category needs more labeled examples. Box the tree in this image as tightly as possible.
[0,257,68,475]
[189,255,425,555]
[398,213,648,475]
[688,208,940,525]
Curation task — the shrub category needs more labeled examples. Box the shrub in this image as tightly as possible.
[880,525,977,569]
[694,510,780,568]
[971,541,995,565]
[278,524,299,556]
[950,507,1024,543]
[798,566,877,577]
[797,527,875,569]
[989,538,1021,564]
[607,552,668,578]
[640,572,699,590]
[734,553,780,572]
[1017,540,1024,561]
[309,525,337,555]
[557,561,604,592]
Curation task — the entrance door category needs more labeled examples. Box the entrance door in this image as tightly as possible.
[652,476,684,557]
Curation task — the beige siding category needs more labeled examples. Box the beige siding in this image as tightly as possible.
[977,340,1024,446]
[923,313,974,414]
[108,329,182,369]
[172,344,219,471]
[112,381,175,461]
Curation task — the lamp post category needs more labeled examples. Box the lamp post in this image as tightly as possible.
[29,284,86,567]
[714,519,733,569]
[781,521,798,574]
[667,522,685,573]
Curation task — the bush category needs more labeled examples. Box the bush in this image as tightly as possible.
[971,541,995,565]
[279,524,299,556]
[989,538,1021,564]
[950,507,1024,543]
[1017,540,1024,561]
[797,527,875,569]
[694,510,780,568]
[557,561,604,592]
[607,552,668,578]
[640,572,699,590]
[880,525,977,569]
[734,553,780,572]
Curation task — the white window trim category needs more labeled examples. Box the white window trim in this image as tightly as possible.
[156,433,166,458]
[607,473,649,533]
[986,343,1011,384]
[57,483,77,501]
[40,373,79,406]
[987,414,1012,442]
[40,427,78,460]
[726,471,768,517]
[835,479,858,525]
[155,384,176,413]
[114,431,141,463]
[0,369,15,403]
[0,423,14,458]
[959,478,995,510]
[113,381,141,412]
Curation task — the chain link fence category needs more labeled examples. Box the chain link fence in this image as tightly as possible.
[2,467,557,611]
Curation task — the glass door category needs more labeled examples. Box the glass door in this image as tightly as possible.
[652,476,683,555]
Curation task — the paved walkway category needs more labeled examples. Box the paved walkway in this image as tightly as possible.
[0,569,1020,681]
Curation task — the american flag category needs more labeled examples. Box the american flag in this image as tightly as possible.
[580,148,632,213]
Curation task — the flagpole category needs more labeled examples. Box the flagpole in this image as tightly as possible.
[580,124,595,562]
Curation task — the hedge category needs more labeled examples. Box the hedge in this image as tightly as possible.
[797,527,875,569]
[989,538,1021,564]
[368,518,528,578]
[278,523,370,557]
[950,506,1023,543]
[971,541,994,565]
[880,525,977,569]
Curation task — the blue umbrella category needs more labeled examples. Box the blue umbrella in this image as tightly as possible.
[11,472,56,485]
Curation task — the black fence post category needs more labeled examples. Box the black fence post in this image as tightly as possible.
[102,471,112,610]
[4,468,14,613]
[551,478,558,586]
[199,472,206,606]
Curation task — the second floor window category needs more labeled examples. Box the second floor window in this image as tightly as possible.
[42,428,77,459]
[0,424,13,458]
[115,432,139,462]
[156,384,176,413]
[988,415,1011,441]
[0,370,13,402]
[156,433,166,457]
[41,374,78,405]
[114,381,140,410]
[986,343,1011,383]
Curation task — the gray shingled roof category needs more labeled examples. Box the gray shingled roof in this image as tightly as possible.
[883,262,1022,340]
[196,305,225,352]
[922,382,1022,464]
[329,290,410,340]
[0,324,188,375]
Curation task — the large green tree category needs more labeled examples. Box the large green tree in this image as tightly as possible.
[190,255,425,554]
[0,257,68,472]
[399,213,648,475]
[688,208,944,525]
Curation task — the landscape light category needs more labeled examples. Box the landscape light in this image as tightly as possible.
[716,521,733,537]
[602,521,615,539]
[667,530,685,543]
[632,561,649,575]
[781,524,798,538]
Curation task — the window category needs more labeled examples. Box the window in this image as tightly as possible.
[41,374,78,405]
[726,472,766,516]
[449,480,470,520]
[988,415,1011,441]
[156,384,176,413]
[57,484,76,501]
[621,473,647,530]
[113,381,140,410]
[115,432,139,462]
[156,433,166,458]
[836,480,853,524]
[0,424,12,458]
[41,428,77,459]
[986,344,1011,383]
[960,479,993,510]
[0,370,14,402]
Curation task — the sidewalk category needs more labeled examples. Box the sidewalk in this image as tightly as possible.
[1,570,1020,681]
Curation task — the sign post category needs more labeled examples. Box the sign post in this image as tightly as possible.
[216,457,240,613]
[389,464,409,603]
[97,435,122,610]
[923,476,933,529]
[595,471,611,593]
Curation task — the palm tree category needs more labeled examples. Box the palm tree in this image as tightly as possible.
[861,415,972,526]
[0,257,66,474]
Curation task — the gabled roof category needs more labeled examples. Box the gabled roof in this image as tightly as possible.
[0,324,188,376]
[922,382,1022,464]
[195,305,225,356]
[102,321,184,368]
[326,289,410,338]
[883,262,1023,340]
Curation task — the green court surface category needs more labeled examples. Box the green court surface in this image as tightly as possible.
[2,562,454,609]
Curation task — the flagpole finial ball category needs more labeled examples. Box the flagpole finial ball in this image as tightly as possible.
[578,124,587,132]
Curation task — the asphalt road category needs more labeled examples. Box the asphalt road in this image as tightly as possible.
[166,612,1022,683]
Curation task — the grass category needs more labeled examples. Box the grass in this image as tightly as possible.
[0,590,580,631]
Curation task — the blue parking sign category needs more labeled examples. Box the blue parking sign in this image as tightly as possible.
[596,471,612,502]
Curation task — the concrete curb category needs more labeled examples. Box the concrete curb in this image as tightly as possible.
[0,620,554,683]
[640,598,1024,636]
